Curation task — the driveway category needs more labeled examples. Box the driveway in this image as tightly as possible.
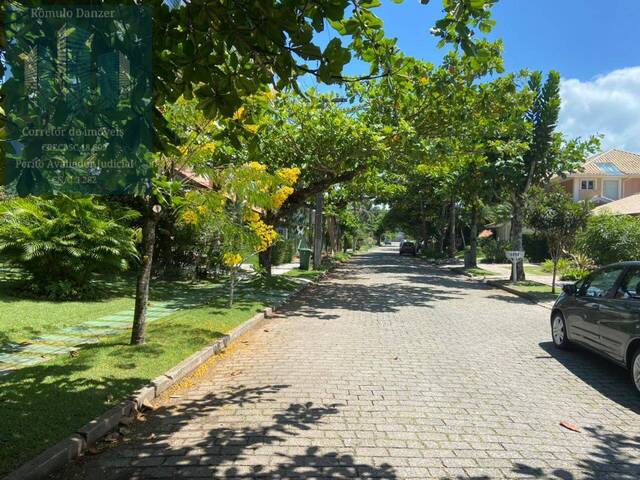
[59,247,640,479]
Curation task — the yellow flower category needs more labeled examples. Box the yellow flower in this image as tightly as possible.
[232,106,246,121]
[250,220,278,252]
[244,161,266,172]
[276,167,301,186]
[244,124,259,134]
[201,142,217,154]
[243,210,261,223]
[182,210,198,225]
[196,205,207,215]
[272,186,294,209]
[223,252,243,267]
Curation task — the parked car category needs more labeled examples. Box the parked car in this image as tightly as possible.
[551,261,640,393]
[384,239,392,245]
[399,241,417,256]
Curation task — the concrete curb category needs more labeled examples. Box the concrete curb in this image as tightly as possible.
[485,279,553,310]
[433,264,554,311]
[4,270,331,480]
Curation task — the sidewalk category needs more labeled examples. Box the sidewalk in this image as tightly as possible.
[480,262,567,286]
[240,260,300,276]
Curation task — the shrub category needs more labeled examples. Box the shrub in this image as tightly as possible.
[540,258,571,274]
[479,238,510,263]
[522,233,549,263]
[568,252,595,271]
[271,238,295,266]
[334,252,351,262]
[561,267,589,281]
[576,214,640,265]
[0,195,139,299]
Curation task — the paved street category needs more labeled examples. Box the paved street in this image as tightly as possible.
[60,248,640,479]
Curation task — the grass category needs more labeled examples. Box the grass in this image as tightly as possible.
[494,279,560,302]
[0,270,227,346]
[524,264,548,276]
[0,271,308,475]
[283,268,325,280]
[463,267,497,277]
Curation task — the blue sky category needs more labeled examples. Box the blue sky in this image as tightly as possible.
[363,0,640,81]
[304,0,640,152]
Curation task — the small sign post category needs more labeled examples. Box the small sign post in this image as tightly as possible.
[505,250,525,282]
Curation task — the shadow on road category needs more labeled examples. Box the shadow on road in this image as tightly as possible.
[539,341,640,414]
[283,249,539,317]
[510,424,640,479]
[59,384,396,479]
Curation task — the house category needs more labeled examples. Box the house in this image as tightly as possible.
[556,149,640,205]
[592,193,640,216]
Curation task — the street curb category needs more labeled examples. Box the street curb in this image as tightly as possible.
[485,279,552,310]
[433,264,553,311]
[4,269,331,480]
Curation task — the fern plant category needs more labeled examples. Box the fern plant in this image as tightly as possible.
[0,195,139,299]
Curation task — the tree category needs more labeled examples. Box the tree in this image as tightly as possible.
[495,71,599,280]
[177,162,299,308]
[237,91,387,275]
[525,185,590,293]
[358,49,530,264]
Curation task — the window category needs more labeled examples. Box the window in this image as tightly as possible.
[615,268,640,300]
[579,268,624,298]
[581,180,595,190]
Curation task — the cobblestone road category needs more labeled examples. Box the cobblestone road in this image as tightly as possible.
[61,248,640,479]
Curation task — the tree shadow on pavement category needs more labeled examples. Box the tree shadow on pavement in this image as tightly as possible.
[279,280,461,318]
[539,341,640,414]
[61,384,396,480]
[510,425,640,479]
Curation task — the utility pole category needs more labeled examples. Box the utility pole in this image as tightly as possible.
[313,192,323,269]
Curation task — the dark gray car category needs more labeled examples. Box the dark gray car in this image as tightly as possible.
[551,262,640,393]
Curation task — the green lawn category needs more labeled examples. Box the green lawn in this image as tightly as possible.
[524,264,548,276]
[463,267,497,277]
[283,268,326,280]
[496,279,560,302]
[0,270,228,345]
[0,272,308,475]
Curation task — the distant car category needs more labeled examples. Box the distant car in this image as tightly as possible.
[551,262,640,394]
[399,241,416,256]
[384,239,391,245]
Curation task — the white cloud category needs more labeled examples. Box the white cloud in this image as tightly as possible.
[559,66,640,153]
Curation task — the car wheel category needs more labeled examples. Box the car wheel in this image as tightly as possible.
[631,348,640,394]
[551,313,570,349]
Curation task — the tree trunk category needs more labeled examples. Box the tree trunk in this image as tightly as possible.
[327,216,338,256]
[447,199,456,258]
[259,246,273,277]
[420,201,428,246]
[131,203,161,345]
[228,268,236,307]
[510,195,526,281]
[469,205,479,269]
[551,257,558,294]
[313,193,323,270]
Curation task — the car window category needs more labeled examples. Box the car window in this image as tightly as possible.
[578,268,624,298]
[616,268,640,300]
